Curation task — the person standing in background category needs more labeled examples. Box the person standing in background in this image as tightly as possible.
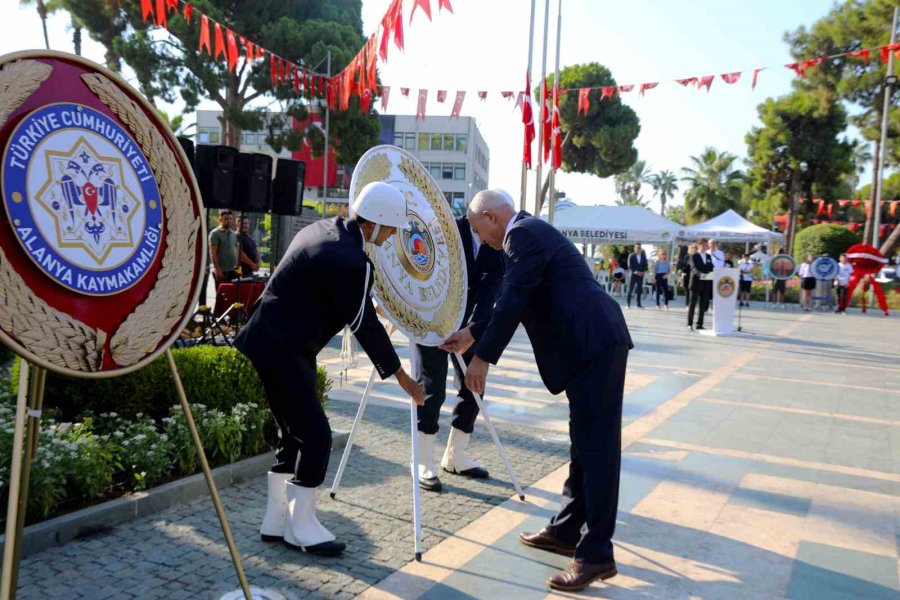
[653,249,671,311]
[835,253,853,314]
[688,239,714,330]
[681,243,697,311]
[709,239,725,269]
[626,243,649,309]
[238,216,261,275]
[798,254,815,312]
[209,209,240,288]
[738,253,754,307]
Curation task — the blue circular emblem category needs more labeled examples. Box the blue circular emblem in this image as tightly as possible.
[3,103,163,296]
[811,256,839,280]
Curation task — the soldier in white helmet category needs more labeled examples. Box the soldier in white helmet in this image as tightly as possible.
[235,181,425,556]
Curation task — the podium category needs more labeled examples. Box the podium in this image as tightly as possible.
[710,268,739,335]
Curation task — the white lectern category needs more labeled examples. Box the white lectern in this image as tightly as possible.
[710,268,739,335]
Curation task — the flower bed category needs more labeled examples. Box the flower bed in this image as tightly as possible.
[0,346,332,526]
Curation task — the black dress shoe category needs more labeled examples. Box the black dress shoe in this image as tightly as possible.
[446,465,489,479]
[548,559,617,591]
[519,528,576,557]
[284,539,346,556]
[419,475,443,492]
[696,324,705,330]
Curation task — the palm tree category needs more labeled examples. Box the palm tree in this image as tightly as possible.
[614,159,652,207]
[848,139,872,194]
[648,170,678,216]
[680,147,744,223]
[21,0,51,50]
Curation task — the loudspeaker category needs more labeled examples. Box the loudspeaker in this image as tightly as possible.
[195,145,238,209]
[272,159,307,216]
[235,152,272,213]
[176,136,195,173]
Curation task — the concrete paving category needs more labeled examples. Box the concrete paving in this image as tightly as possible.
[12,299,900,598]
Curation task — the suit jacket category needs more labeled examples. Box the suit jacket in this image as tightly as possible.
[628,251,648,274]
[690,252,714,288]
[470,212,633,395]
[457,216,504,327]
[234,217,400,379]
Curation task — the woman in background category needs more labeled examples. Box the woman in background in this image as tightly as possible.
[798,254,815,311]
[681,243,697,310]
[610,256,625,296]
[654,248,671,311]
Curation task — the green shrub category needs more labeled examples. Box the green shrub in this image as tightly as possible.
[9,346,331,422]
[793,223,859,260]
[0,344,12,367]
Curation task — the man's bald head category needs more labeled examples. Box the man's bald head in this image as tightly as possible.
[467,190,518,250]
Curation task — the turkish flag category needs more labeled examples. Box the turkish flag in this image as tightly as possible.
[600,86,615,100]
[199,15,211,55]
[577,88,591,115]
[381,86,391,111]
[416,89,428,121]
[541,79,551,163]
[551,90,562,170]
[752,68,764,89]
[438,0,453,13]
[410,0,432,24]
[676,77,697,87]
[155,0,167,28]
[451,91,466,119]
[849,49,870,65]
[183,3,193,24]
[214,23,226,61]
[401,87,410,97]
[522,75,535,169]
[721,71,742,84]
[437,90,447,103]
[698,75,714,92]
[478,91,488,100]
[82,183,98,215]
[141,0,153,22]
[639,82,658,96]
[244,39,254,65]
[226,29,239,72]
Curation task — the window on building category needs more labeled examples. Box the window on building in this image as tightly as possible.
[429,164,442,179]
[419,133,430,150]
[443,134,455,150]
[454,164,466,180]
[405,133,416,150]
[430,133,442,151]
[456,135,468,152]
[393,132,404,147]
[242,131,257,146]
[198,127,220,144]
[442,163,454,179]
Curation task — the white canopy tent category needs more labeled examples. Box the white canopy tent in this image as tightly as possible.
[542,205,680,244]
[677,209,785,245]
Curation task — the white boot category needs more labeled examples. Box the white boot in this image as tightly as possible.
[416,432,442,492]
[260,472,292,541]
[283,482,345,555]
[441,427,489,479]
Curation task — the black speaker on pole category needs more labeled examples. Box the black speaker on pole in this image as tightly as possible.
[234,152,272,213]
[195,145,238,210]
[272,158,307,216]
[176,136,195,173]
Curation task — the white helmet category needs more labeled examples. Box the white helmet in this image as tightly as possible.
[351,182,409,229]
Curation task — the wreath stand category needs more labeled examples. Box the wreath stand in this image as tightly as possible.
[0,353,254,600]
[328,351,525,561]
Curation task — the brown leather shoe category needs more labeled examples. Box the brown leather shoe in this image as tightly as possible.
[548,559,617,592]
[518,528,576,557]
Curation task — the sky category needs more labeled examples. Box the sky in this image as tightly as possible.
[1,0,861,214]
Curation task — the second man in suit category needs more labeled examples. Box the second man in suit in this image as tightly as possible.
[413,211,504,492]
[687,239,714,330]
[626,244,648,309]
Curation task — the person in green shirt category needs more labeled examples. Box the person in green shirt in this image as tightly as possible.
[209,209,240,285]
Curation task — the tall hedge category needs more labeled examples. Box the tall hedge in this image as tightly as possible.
[793,223,859,260]
[9,345,331,422]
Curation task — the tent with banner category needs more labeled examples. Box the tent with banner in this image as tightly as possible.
[677,209,785,245]
[543,204,680,244]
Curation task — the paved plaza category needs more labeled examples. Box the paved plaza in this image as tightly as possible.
[12,300,900,599]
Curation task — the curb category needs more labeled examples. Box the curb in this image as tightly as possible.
[0,429,350,559]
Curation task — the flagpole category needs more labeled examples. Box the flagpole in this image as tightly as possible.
[547,0,562,225]
[535,0,551,216]
[873,6,898,248]
[520,0,537,211]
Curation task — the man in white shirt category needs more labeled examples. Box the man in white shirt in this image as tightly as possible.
[835,253,853,314]
[709,239,726,269]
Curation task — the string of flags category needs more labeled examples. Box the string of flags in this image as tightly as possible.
[780,199,900,235]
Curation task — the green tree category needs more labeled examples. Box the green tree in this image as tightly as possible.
[680,147,745,223]
[60,0,378,164]
[744,90,854,251]
[614,159,651,206]
[536,63,641,210]
[666,204,687,225]
[858,171,900,200]
[785,0,900,243]
[648,169,679,216]
[793,223,860,259]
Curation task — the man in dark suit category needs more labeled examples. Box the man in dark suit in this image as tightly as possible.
[413,214,504,492]
[441,191,633,592]
[235,182,424,556]
[687,239,714,330]
[626,243,649,309]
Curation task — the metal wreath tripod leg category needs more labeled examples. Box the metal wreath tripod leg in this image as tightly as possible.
[330,366,378,499]
[452,353,525,501]
[409,393,423,561]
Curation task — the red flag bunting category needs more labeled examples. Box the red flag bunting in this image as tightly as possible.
[551,91,562,170]
[319,75,325,95]
[577,88,591,116]
[155,0,167,28]
[381,86,391,111]
[438,0,454,13]
[501,91,514,99]
[618,84,634,93]
[639,82,657,96]
[752,67,764,89]
[721,71,741,84]
[293,66,300,92]
[214,23,226,61]
[226,29,238,72]
[410,0,432,24]
[849,49,870,64]
[390,0,405,55]
[244,39,254,65]
[600,86,615,100]
[522,75,535,169]
[478,91,488,100]
[698,75,714,92]
[416,89,428,121]
[183,2,193,24]
[437,90,447,103]
[270,55,277,87]
[676,77,697,87]
[400,87,410,97]
[880,43,900,63]
[199,15,211,54]
[361,88,373,113]
[451,91,466,119]
[165,0,177,12]
[141,0,153,22]
[541,81,551,163]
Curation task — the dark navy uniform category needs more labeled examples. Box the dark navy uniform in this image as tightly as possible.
[235,217,400,487]
[412,216,504,435]
[470,211,633,565]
